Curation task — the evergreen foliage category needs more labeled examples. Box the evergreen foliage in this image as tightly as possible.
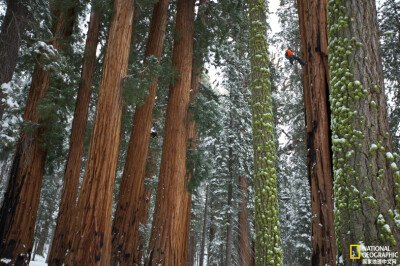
[273,1,311,264]
[379,0,400,153]
[1,0,399,265]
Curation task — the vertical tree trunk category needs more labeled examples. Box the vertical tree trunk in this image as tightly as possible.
[111,1,169,264]
[0,3,78,264]
[47,8,101,266]
[0,0,29,121]
[296,0,337,265]
[328,0,400,264]
[225,181,233,266]
[238,176,251,266]
[65,0,135,265]
[226,130,234,266]
[146,0,195,264]
[188,234,196,266]
[186,2,209,263]
[248,0,283,264]
[34,222,49,259]
[199,184,209,266]
[207,215,215,265]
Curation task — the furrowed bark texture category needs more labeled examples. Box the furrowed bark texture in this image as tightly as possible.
[146,0,195,264]
[47,9,101,266]
[328,0,400,263]
[0,4,77,265]
[65,0,134,265]
[111,1,169,264]
[184,35,203,266]
[0,0,29,121]
[296,0,336,264]
[248,0,283,264]
[238,176,251,266]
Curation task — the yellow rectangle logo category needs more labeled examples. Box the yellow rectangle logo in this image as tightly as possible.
[350,244,361,259]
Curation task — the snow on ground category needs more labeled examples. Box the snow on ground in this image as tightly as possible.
[29,255,47,266]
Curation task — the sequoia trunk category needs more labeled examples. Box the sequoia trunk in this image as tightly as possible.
[146,0,195,264]
[47,8,101,266]
[0,4,78,264]
[111,1,169,264]
[328,0,400,263]
[65,0,134,265]
[296,0,337,264]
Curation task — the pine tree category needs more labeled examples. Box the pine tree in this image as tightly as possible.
[65,0,135,264]
[0,1,78,264]
[249,0,283,264]
[379,0,400,152]
[328,0,400,262]
[47,4,102,265]
[296,0,336,263]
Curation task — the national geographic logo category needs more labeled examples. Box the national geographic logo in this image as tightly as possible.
[350,245,360,259]
[350,245,398,264]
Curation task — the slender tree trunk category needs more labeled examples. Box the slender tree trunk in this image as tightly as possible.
[328,0,400,264]
[249,0,283,264]
[199,184,209,266]
[146,0,195,264]
[296,0,336,265]
[225,182,233,266]
[111,1,169,264]
[0,0,29,121]
[188,234,196,266]
[226,143,233,266]
[207,214,215,265]
[238,176,251,266]
[47,8,101,266]
[65,0,135,265]
[0,3,78,264]
[34,214,51,258]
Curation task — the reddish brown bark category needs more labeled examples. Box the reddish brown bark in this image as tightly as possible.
[146,0,195,264]
[47,9,101,266]
[238,176,251,266]
[0,4,78,265]
[296,0,336,264]
[184,36,204,266]
[64,0,135,265]
[111,1,169,264]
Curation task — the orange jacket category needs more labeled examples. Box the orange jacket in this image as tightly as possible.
[285,49,294,58]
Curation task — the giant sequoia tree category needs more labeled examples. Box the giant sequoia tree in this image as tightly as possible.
[328,0,400,262]
[296,0,336,264]
[47,5,101,265]
[111,0,169,264]
[146,0,195,264]
[249,0,283,264]
[0,2,78,264]
[65,0,135,264]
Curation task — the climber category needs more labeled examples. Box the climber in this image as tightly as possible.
[285,48,307,66]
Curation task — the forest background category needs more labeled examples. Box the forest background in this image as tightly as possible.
[0,0,399,265]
